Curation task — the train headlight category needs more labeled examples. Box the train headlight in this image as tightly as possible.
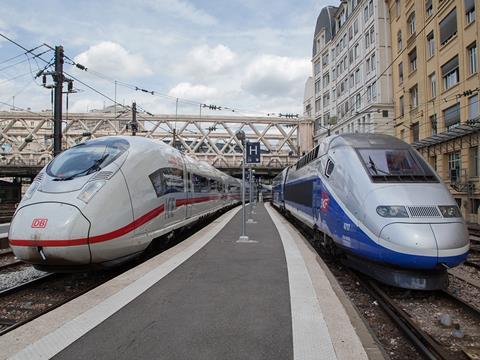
[77,181,105,204]
[376,206,409,218]
[438,205,461,218]
[23,181,40,200]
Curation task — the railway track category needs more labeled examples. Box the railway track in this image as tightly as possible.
[358,275,480,360]
[276,207,480,359]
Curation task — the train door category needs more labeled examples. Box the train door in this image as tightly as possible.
[186,171,193,219]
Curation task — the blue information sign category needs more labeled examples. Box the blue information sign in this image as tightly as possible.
[246,141,260,164]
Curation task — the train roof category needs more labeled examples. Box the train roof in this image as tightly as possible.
[328,134,410,149]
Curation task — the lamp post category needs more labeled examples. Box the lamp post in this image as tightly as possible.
[235,130,248,241]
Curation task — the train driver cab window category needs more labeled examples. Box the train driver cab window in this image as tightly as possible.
[357,148,438,182]
[47,138,129,180]
[325,158,335,177]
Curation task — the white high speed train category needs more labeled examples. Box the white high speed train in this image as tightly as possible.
[9,136,241,271]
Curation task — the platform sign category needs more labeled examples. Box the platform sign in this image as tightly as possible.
[246,142,260,164]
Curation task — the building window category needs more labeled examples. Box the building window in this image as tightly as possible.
[442,56,459,89]
[399,96,404,117]
[397,30,402,51]
[315,99,321,113]
[409,48,417,72]
[429,73,436,98]
[440,8,457,46]
[354,19,359,34]
[448,151,461,181]
[322,73,330,87]
[322,53,329,66]
[468,42,477,75]
[398,62,404,82]
[400,128,405,140]
[411,122,420,142]
[409,85,418,109]
[354,43,359,59]
[314,61,321,75]
[430,114,437,135]
[470,146,479,177]
[323,93,330,107]
[355,93,361,109]
[443,102,460,130]
[426,0,433,17]
[315,80,321,94]
[427,32,435,58]
[407,12,416,36]
[465,0,475,24]
[468,94,479,120]
[395,0,401,18]
[355,68,361,84]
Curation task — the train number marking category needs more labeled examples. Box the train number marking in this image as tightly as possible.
[31,218,48,228]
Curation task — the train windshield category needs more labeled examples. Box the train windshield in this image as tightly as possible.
[357,148,438,182]
[47,138,129,180]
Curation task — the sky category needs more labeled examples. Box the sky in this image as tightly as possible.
[0,0,337,117]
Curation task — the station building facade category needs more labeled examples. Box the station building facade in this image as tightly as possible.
[386,0,479,222]
[310,1,394,144]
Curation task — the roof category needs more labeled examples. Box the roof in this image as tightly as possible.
[329,133,411,149]
[412,122,480,149]
[312,6,338,56]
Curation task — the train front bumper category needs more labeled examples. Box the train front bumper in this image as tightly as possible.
[9,202,92,266]
[378,222,469,269]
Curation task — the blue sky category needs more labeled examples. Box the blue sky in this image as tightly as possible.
[0,0,336,116]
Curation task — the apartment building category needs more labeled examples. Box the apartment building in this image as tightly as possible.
[387,0,479,222]
[310,1,394,144]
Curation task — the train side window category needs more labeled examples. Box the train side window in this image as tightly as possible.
[325,159,335,178]
[149,167,184,197]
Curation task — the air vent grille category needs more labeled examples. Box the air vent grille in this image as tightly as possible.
[408,206,441,218]
[34,172,44,182]
[90,171,113,181]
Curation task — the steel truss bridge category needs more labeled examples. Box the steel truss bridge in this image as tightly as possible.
[0,111,313,178]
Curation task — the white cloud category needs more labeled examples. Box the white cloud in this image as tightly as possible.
[74,42,152,79]
[140,0,218,26]
[69,99,104,113]
[168,82,218,101]
[175,44,237,82]
[242,55,310,98]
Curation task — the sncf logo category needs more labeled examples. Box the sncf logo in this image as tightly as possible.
[31,218,48,228]
[320,192,330,213]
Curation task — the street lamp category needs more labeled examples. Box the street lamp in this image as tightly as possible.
[235,130,248,241]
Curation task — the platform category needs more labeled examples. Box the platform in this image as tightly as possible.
[1,204,383,360]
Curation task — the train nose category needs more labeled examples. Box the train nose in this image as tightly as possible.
[379,223,439,268]
[9,202,91,266]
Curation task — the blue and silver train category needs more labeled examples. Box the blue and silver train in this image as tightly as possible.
[272,134,469,290]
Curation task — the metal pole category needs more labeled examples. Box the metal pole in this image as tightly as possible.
[131,102,137,136]
[53,45,64,157]
[249,166,252,215]
[114,80,117,118]
[241,142,246,238]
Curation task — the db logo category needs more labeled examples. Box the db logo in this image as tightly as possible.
[31,218,48,228]
[320,192,330,213]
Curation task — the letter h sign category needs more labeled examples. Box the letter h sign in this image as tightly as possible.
[246,141,260,164]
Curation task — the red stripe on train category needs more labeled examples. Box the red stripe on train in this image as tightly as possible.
[9,195,232,247]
